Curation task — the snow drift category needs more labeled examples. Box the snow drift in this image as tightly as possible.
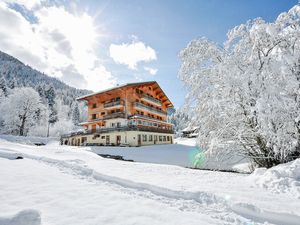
[249,159,300,198]
[0,209,41,225]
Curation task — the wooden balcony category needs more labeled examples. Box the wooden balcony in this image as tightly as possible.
[61,124,174,138]
[141,94,162,106]
[134,102,167,116]
[103,100,124,109]
[103,112,126,119]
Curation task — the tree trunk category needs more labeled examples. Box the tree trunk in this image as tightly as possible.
[19,116,26,136]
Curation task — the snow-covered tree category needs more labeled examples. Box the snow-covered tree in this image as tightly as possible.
[44,86,58,136]
[179,4,300,168]
[169,107,192,135]
[71,102,80,125]
[0,87,44,136]
[0,77,8,97]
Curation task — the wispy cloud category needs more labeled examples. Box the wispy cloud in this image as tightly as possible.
[144,66,158,75]
[0,1,116,91]
[109,41,157,70]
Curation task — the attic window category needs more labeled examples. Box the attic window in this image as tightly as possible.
[92,103,97,108]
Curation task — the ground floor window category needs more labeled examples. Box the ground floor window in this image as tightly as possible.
[163,136,166,141]
[149,135,153,141]
[142,134,147,142]
[159,136,162,141]
[167,136,170,141]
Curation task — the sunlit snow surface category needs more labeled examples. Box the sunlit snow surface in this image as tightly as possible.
[0,136,299,225]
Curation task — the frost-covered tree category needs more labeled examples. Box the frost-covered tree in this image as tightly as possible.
[71,102,80,125]
[45,86,58,136]
[0,87,44,136]
[0,77,8,97]
[7,77,16,90]
[179,4,300,168]
[169,107,192,135]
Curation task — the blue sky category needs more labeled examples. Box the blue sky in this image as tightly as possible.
[0,0,298,107]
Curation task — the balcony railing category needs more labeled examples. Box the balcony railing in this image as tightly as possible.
[104,100,124,108]
[130,114,172,125]
[134,102,167,116]
[103,112,126,120]
[61,125,174,138]
[141,94,162,106]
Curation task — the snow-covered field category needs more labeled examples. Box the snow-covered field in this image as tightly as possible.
[90,138,197,167]
[0,137,299,225]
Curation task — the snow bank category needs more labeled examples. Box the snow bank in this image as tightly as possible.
[249,159,300,198]
[0,149,22,160]
[174,137,197,146]
[0,209,41,225]
[0,135,57,146]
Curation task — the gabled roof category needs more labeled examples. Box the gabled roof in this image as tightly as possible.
[77,81,174,108]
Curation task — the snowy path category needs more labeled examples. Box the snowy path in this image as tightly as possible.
[1,158,241,225]
[0,139,300,224]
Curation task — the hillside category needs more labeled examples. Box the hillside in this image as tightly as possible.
[0,50,91,105]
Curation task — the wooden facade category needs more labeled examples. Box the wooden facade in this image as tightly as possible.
[62,81,174,146]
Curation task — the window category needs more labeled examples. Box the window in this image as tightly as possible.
[163,136,166,141]
[101,112,105,115]
[154,135,158,141]
[101,136,105,139]
[138,120,142,125]
[142,135,147,142]
[149,135,153,141]
[141,112,144,115]
[116,97,120,101]
[159,136,162,141]
[167,136,170,141]
[111,123,115,127]
[117,122,121,127]
[92,103,97,108]
[136,89,143,94]
[92,114,96,119]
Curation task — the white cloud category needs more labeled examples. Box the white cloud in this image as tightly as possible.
[0,2,116,91]
[144,66,158,75]
[109,41,157,70]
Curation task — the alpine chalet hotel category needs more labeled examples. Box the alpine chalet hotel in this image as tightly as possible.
[62,81,174,146]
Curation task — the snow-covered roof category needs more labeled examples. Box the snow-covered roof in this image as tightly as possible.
[182,126,199,132]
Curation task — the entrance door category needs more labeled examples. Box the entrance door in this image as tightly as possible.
[91,125,96,133]
[138,134,141,146]
[106,135,110,145]
[116,135,121,146]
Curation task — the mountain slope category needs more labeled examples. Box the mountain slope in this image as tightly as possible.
[0,50,91,105]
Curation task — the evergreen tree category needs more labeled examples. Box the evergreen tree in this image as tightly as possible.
[45,86,58,136]
[7,78,16,89]
[0,77,8,97]
[71,102,80,125]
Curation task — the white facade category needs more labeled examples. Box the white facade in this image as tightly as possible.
[62,131,174,147]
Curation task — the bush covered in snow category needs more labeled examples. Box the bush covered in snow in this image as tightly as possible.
[179,5,300,168]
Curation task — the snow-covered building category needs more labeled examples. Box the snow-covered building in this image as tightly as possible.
[61,81,174,146]
[181,126,199,138]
